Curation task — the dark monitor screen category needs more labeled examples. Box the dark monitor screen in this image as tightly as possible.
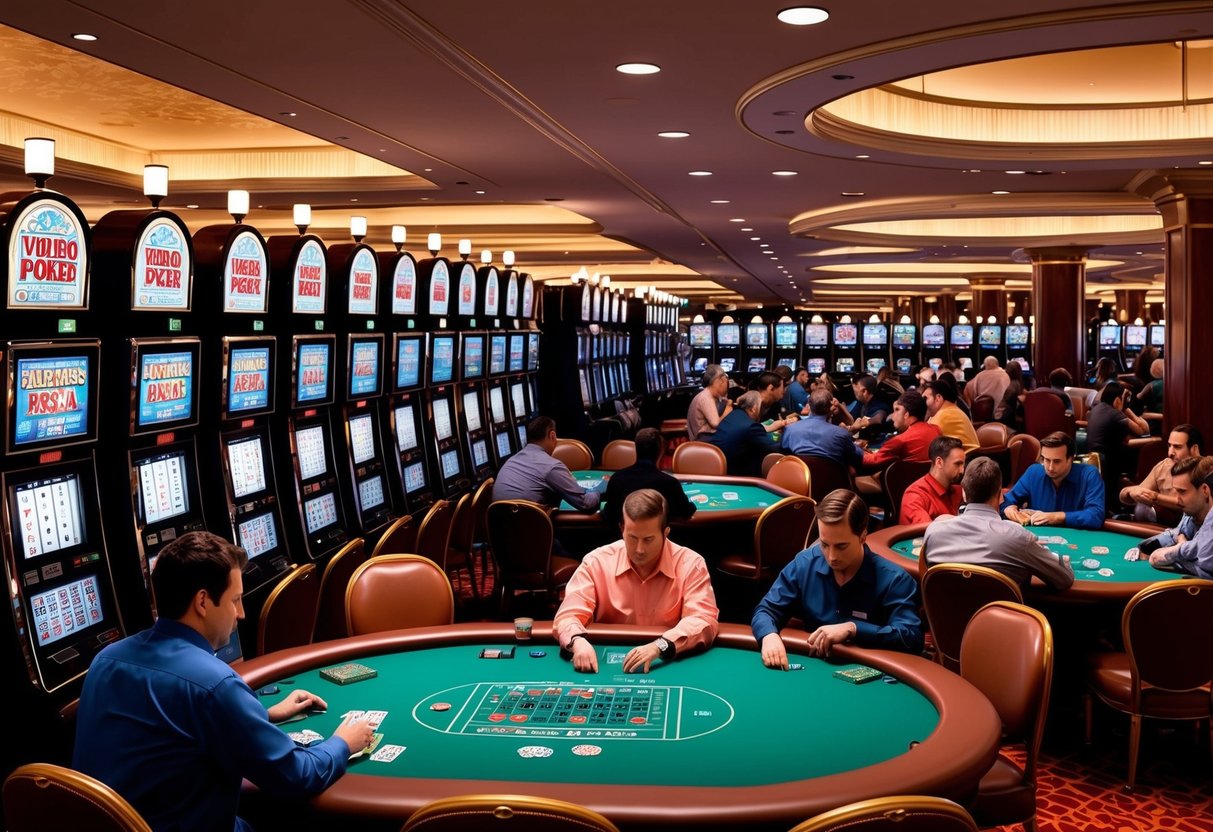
[394,335,423,392]
[1007,325,1030,346]
[892,324,915,347]
[950,325,973,347]
[348,336,383,399]
[978,326,1001,347]
[8,341,99,453]
[833,324,857,346]
[489,335,507,376]
[689,324,712,347]
[462,334,486,381]
[716,324,740,346]
[1125,325,1147,348]
[294,338,334,407]
[862,324,887,346]
[223,435,269,501]
[134,448,193,524]
[133,340,200,434]
[430,336,455,385]
[745,323,769,346]
[806,358,826,374]
[224,340,274,418]
[804,324,828,346]
[774,323,798,346]
[1099,325,1121,346]
[922,324,945,346]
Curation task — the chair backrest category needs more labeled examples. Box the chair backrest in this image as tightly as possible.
[415,499,456,568]
[470,477,495,543]
[960,601,1053,781]
[312,537,368,642]
[601,439,637,471]
[257,563,320,655]
[761,451,786,477]
[402,793,621,832]
[552,438,593,471]
[921,564,1023,670]
[1123,579,1213,695]
[788,795,979,832]
[976,422,1014,448]
[1074,452,1102,475]
[1065,386,1097,422]
[3,763,153,832]
[447,492,475,554]
[970,394,995,425]
[345,554,455,635]
[754,495,816,576]
[1006,432,1041,485]
[672,440,728,475]
[486,500,555,591]
[371,513,417,560]
[1022,390,1074,439]
[767,455,811,496]
[883,460,932,524]
[797,455,854,504]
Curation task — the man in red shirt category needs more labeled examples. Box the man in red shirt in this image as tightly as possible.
[899,436,965,524]
[859,389,940,470]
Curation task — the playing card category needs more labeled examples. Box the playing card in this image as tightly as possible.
[370,744,406,762]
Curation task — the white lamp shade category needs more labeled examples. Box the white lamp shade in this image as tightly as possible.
[601,276,611,288]
[24,138,55,176]
[391,225,406,245]
[293,204,312,226]
[350,216,368,238]
[502,250,515,267]
[480,250,492,264]
[458,238,472,256]
[427,233,442,253]
[227,190,250,217]
[143,165,169,198]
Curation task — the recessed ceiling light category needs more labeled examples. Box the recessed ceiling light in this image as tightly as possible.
[616,62,660,75]
[420,197,431,201]
[185,204,199,209]
[710,199,730,204]
[741,227,754,231]
[840,191,865,197]
[855,154,870,159]
[1200,160,1213,166]
[279,111,297,117]
[424,168,433,172]
[772,170,798,176]
[335,135,349,140]
[777,6,830,25]
[770,257,780,260]
[750,237,761,241]
[730,218,745,223]
[760,243,771,248]
[71,32,98,41]
[350,198,358,202]
[475,190,485,194]
[658,131,690,138]
[689,170,713,176]
[1004,170,1026,174]
[992,190,1011,195]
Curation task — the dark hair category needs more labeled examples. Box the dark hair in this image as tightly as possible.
[1093,357,1119,386]
[1173,423,1203,451]
[926,378,958,403]
[1134,345,1158,385]
[809,387,834,416]
[1048,367,1072,389]
[526,415,555,442]
[1040,431,1075,457]
[1006,361,1023,384]
[896,389,927,421]
[152,531,247,620]
[1099,381,1124,405]
[634,427,662,462]
[773,364,793,382]
[1171,455,1201,479]
[928,435,963,463]
[853,375,878,397]
[962,456,1002,503]
[1173,455,1213,490]
[816,488,868,536]
[757,371,781,391]
[622,488,668,528]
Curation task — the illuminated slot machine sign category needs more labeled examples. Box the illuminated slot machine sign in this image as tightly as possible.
[131,215,192,311]
[223,230,270,314]
[4,193,89,310]
[290,336,348,556]
[292,238,328,314]
[347,247,379,315]
[6,342,99,453]
[131,340,200,436]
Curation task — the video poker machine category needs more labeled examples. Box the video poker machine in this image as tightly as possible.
[802,321,829,377]
[478,256,515,468]
[860,321,889,376]
[977,322,1005,364]
[1006,322,1032,371]
[714,320,740,376]
[772,320,800,371]
[891,322,918,378]
[1122,324,1147,370]
[1096,322,1122,367]
[741,321,771,378]
[506,270,541,449]
[1149,322,1165,358]
[948,323,976,376]
[831,321,859,378]
[450,255,493,483]
[921,322,946,372]
[688,320,713,377]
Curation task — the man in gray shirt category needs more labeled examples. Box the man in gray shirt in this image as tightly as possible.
[493,416,601,513]
[923,456,1074,590]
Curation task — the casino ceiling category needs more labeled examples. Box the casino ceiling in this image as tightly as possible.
[1,1,1211,312]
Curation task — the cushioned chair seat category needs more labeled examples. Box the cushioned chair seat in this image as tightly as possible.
[1088,653,1213,719]
[968,755,1036,825]
[716,554,759,578]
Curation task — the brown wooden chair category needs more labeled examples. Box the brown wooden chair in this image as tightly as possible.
[975,422,1014,448]
[1023,389,1075,439]
[468,477,496,592]
[487,500,579,614]
[761,451,786,477]
[960,601,1053,832]
[1085,579,1213,792]
[601,439,637,470]
[345,554,455,635]
[970,394,996,426]
[370,513,417,560]
[921,564,1023,672]
[1007,432,1041,486]
[788,795,979,832]
[256,563,321,656]
[766,454,811,496]
[312,537,368,642]
[445,492,480,598]
[882,460,931,525]
[3,763,152,832]
[552,438,593,471]
[1074,451,1102,475]
[672,440,727,476]
[402,793,620,832]
[415,499,456,572]
[718,495,815,585]
[798,455,854,505]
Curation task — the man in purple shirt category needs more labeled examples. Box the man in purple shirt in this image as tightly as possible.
[493,416,601,512]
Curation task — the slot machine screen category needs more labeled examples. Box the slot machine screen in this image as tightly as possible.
[433,397,454,441]
[348,337,383,399]
[1099,325,1121,346]
[692,357,709,372]
[489,335,507,375]
[29,576,105,647]
[133,341,200,434]
[295,424,328,481]
[393,403,419,452]
[236,512,279,561]
[1007,325,1030,346]
[303,492,339,535]
[430,336,455,385]
[922,324,945,346]
[508,335,525,373]
[224,342,274,418]
[929,357,943,371]
[348,413,376,464]
[806,358,826,375]
[527,333,540,372]
[12,472,86,557]
[747,358,767,373]
[517,424,527,448]
[225,436,267,500]
[489,387,506,425]
[472,439,489,469]
[861,324,888,346]
[511,382,526,420]
[403,462,427,495]
[358,475,386,510]
[777,358,796,370]
[394,335,423,392]
[892,325,915,347]
[718,358,735,372]
[579,370,592,408]
[1150,325,1165,346]
[774,322,798,347]
[1125,326,1147,347]
[8,342,99,453]
[836,357,855,374]
[294,339,334,406]
[716,324,740,346]
[950,325,974,347]
[866,358,887,374]
[745,324,769,346]
[496,431,512,460]
[689,324,713,347]
[832,324,857,346]
[463,390,482,432]
[896,358,912,374]
[133,448,192,524]
[978,326,1001,346]
[804,324,828,347]
[440,449,461,479]
[462,335,485,381]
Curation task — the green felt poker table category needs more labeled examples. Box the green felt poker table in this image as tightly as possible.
[238,623,1000,832]
[557,471,792,525]
[868,519,1179,603]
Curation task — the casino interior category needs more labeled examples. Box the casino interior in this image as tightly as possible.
[2,2,1213,831]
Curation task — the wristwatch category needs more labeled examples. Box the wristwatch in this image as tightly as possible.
[566,633,587,651]
[656,637,675,660]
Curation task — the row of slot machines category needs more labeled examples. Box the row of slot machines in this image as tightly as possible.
[687,319,1039,380]
[1094,322,1165,369]
[0,185,541,765]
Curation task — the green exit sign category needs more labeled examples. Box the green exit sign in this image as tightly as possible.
[57,319,77,333]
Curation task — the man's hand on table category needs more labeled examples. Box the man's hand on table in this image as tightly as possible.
[760,633,789,669]
[571,638,599,673]
[806,623,856,657]
[622,641,662,674]
[334,715,376,754]
[267,689,328,723]
[1128,486,1158,507]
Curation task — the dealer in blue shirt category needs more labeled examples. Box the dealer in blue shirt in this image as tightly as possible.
[73,532,375,832]
[1001,430,1106,530]
[752,489,923,668]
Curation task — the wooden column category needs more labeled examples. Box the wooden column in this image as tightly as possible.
[968,275,1006,323]
[1114,289,1147,323]
[1026,247,1087,380]
[1007,290,1030,321]
[937,294,959,327]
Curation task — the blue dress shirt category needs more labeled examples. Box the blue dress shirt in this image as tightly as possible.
[999,461,1106,529]
[751,544,924,653]
[706,409,775,477]
[73,619,349,832]
[780,414,863,467]
[1145,513,1213,579]
[788,381,810,411]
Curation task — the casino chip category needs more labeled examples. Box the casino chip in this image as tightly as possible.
[572,744,603,757]
[517,746,554,758]
[430,702,451,711]
[1081,558,1101,570]
[1091,546,1110,555]
[1098,568,1114,577]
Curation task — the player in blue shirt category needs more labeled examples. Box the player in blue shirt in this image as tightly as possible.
[1001,431,1105,529]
